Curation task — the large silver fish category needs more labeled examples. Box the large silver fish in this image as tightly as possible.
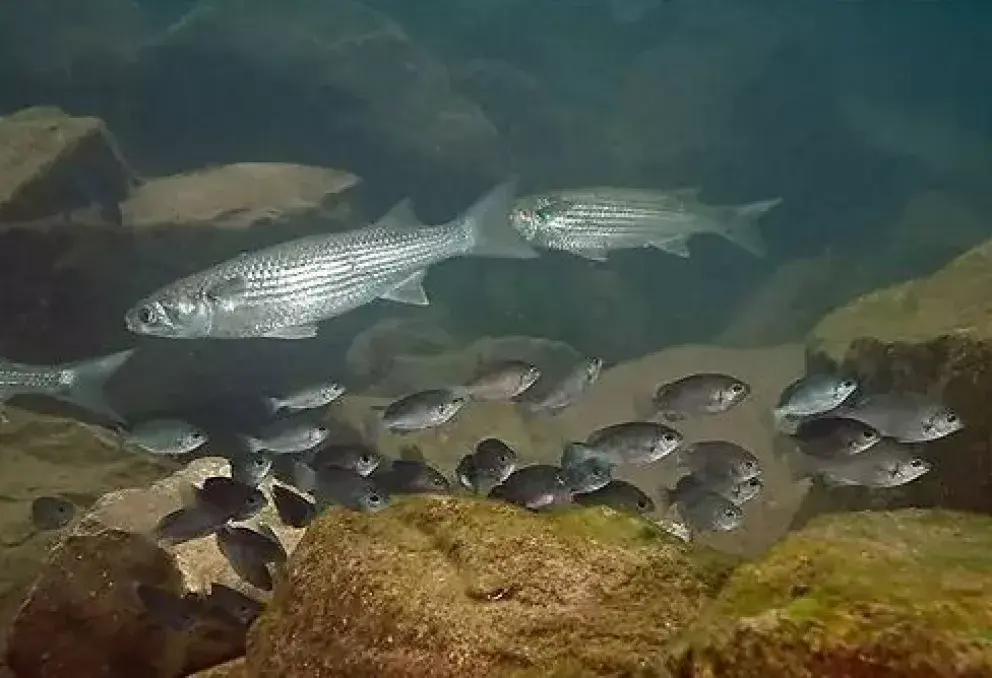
[125,180,537,340]
[0,349,135,423]
[511,187,781,261]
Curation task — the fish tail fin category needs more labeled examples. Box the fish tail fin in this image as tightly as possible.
[460,178,539,259]
[59,349,136,423]
[715,197,782,257]
[261,396,282,415]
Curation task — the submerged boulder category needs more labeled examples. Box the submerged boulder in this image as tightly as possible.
[797,237,992,527]
[248,496,736,677]
[667,509,992,677]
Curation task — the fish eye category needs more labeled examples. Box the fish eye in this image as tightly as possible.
[841,379,855,389]
[910,459,924,468]
[945,413,958,423]
[662,432,678,443]
[637,499,648,509]
[137,305,157,325]
[861,430,876,439]
[730,383,745,393]
[367,493,382,505]
[723,509,737,519]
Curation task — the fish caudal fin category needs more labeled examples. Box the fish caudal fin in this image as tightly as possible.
[716,197,782,257]
[59,349,136,423]
[461,178,539,259]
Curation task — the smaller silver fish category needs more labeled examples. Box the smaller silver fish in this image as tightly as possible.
[791,417,881,458]
[314,466,391,513]
[522,357,602,415]
[574,480,655,515]
[664,475,743,535]
[378,389,467,433]
[271,484,317,528]
[456,438,518,494]
[488,464,572,512]
[774,373,858,432]
[831,392,962,443]
[372,459,450,495]
[205,583,265,628]
[560,457,613,494]
[310,443,382,476]
[121,419,208,455]
[649,373,750,421]
[31,496,75,531]
[240,419,330,454]
[461,360,541,401]
[262,381,346,414]
[229,453,273,487]
[674,440,761,484]
[579,421,684,465]
[789,440,932,487]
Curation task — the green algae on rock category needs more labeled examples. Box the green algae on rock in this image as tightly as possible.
[797,237,992,526]
[248,496,736,677]
[667,509,992,678]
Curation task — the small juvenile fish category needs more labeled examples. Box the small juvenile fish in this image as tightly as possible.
[216,526,275,591]
[314,466,391,513]
[205,583,265,628]
[674,440,762,484]
[792,417,881,458]
[664,475,743,534]
[262,381,346,414]
[522,358,602,415]
[832,393,962,443]
[372,459,450,495]
[121,419,208,455]
[240,419,330,454]
[229,453,273,487]
[774,373,858,429]
[560,457,612,494]
[196,476,267,522]
[650,373,750,421]
[574,480,655,515]
[580,421,684,465]
[790,440,931,487]
[311,443,382,476]
[456,438,518,493]
[219,525,285,564]
[271,484,317,528]
[378,389,467,433]
[31,496,75,531]
[488,465,572,512]
[154,503,231,545]
[135,583,202,632]
[462,360,541,401]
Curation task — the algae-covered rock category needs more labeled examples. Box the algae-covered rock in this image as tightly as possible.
[667,509,992,677]
[249,496,736,677]
[798,237,992,525]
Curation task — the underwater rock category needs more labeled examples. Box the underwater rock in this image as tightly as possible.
[0,106,135,223]
[247,496,735,677]
[119,162,361,230]
[667,509,992,677]
[797,237,992,526]
[344,314,460,389]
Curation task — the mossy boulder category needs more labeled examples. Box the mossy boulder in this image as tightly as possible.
[667,509,992,677]
[798,237,992,526]
[248,496,736,677]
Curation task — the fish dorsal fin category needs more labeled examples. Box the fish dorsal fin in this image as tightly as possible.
[380,270,429,306]
[649,237,690,258]
[377,199,422,230]
[201,275,247,303]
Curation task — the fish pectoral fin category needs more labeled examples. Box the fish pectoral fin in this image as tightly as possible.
[571,248,609,262]
[201,275,248,303]
[649,237,690,258]
[260,324,319,340]
[377,198,423,229]
[381,270,429,306]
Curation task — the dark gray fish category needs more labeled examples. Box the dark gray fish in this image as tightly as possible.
[311,442,382,476]
[314,466,392,513]
[581,421,684,465]
[263,381,346,414]
[379,389,467,433]
[462,360,541,401]
[135,583,202,632]
[219,525,286,565]
[216,526,274,591]
[154,503,230,545]
[574,480,655,515]
[457,438,518,493]
[792,417,882,458]
[664,475,743,534]
[488,464,572,512]
[205,583,265,628]
[773,373,858,430]
[372,459,450,495]
[789,439,931,488]
[240,418,330,455]
[196,476,267,522]
[560,457,612,494]
[270,455,316,491]
[831,392,963,443]
[271,484,317,528]
[229,453,273,487]
[649,373,750,421]
[522,357,602,415]
[31,496,75,531]
[674,440,761,484]
[121,419,208,455]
